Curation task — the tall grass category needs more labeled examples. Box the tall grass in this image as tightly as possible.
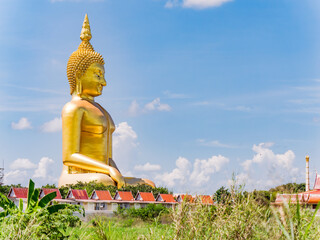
[161,187,320,240]
[67,187,320,239]
[2,183,320,239]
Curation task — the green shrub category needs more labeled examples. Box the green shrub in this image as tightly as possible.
[0,179,83,240]
[116,204,169,222]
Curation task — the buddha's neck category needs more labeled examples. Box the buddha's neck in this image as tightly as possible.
[72,94,95,102]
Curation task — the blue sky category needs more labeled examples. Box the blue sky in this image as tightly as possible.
[1,0,320,194]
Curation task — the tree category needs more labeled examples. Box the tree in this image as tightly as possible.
[42,183,57,189]
[214,186,231,203]
[0,184,23,196]
[269,183,306,194]
[59,181,171,199]
[251,190,271,206]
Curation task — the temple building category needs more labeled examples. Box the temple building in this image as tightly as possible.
[274,156,320,208]
[6,187,212,215]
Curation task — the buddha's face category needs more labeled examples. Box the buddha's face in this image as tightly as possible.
[78,63,106,97]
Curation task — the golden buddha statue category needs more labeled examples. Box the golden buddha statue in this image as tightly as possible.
[58,14,155,189]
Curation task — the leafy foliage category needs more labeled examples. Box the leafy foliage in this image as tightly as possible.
[0,179,84,239]
[59,186,70,199]
[116,203,169,221]
[0,204,83,239]
[214,186,231,203]
[0,183,23,196]
[119,184,171,198]
[250,190,273,206]
[269,183,306,194]
[42,183,57,189]
[167,186,320,240]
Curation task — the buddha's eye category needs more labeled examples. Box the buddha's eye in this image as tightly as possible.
[96,74,100,78]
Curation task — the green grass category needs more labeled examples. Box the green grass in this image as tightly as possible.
[68,216,173,240]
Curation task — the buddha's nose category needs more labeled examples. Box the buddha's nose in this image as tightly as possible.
[101,78,106,86]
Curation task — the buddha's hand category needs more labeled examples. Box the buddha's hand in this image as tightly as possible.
[109,167,125,189]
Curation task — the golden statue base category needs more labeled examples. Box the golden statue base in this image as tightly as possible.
[58,166,156,188]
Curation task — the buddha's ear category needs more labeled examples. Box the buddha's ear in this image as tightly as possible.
[75,71,83,96]
[75,71,82,81]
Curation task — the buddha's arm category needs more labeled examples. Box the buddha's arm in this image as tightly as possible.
[96,103,119,171]
[62,103,125,187]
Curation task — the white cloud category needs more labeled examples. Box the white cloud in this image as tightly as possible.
[155,157,192,188]
[122,171,134,177]
[227,173,250,188]
[144,98,171,112]
[4,170,27,185]
[113,122,138,148]
[183,0,233,9]
[128,98,171,116]
[241,159,252,171]
[155,155,229,189]
[166,0,232,9]
[10,158,37,170]
[239,142,299,189]
[33,157,54,178]
[128,100,140,116]
[165,0,179,8]
[163,90,189,99]
[197,139,237,148]
[5,157,58,186]
[190,155,229,186]
[241,142,294,171]
[41,117,62,132]
[134,162,161,171]
[11,117,32,130]
[113,122,139,171]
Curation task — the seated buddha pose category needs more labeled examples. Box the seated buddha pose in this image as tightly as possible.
[58,15,155,189]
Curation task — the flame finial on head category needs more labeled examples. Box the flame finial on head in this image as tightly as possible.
[80,14,92,41]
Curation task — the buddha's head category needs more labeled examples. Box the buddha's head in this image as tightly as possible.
[67,14,106,97]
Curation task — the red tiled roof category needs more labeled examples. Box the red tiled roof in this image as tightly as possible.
[180,194,194,203]
[157,194,176,203]
[302,190,320,204]
[91,190,112,200]
[200,195,214,204]
[69,189,88,200]
[115,191,134,201]
[136,192,155,202]
[41,189,62,199]
[274,193,303,204]
[8,188,28,199]
[313,174,320,190]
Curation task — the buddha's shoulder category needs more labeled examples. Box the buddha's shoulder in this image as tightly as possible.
[62,99,90,114]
